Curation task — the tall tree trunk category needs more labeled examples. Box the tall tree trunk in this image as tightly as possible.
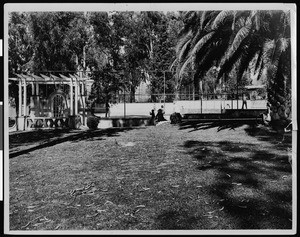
[199,80,203,95]
[267,56,291,128]
[149,29,154,60]
[130,85,136,103]
[174,67,181,101]
[174,90,180,101]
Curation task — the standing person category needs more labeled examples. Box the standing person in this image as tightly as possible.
[242,93,247,109]
[263,102,271,125]
[105,101,110,118]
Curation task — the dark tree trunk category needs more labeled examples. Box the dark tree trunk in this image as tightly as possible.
[267,55,291,130]
[130,85,136,103]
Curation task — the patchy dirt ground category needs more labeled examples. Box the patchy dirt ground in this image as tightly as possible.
[9,122,293,231]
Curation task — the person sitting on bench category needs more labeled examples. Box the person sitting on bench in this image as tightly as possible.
[155,105,167,122]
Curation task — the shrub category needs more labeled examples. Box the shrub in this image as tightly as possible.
[68,115,82,129]
[87,116,100,129]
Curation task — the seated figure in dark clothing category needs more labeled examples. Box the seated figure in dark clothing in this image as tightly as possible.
[155,106,167,122]
[149,109,156,125]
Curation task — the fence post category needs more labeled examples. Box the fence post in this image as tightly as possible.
[163,71,166,109]
[200,94,202,114]
[236,82,239,109]
[124,89,126,118]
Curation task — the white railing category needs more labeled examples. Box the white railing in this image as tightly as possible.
[26,117,70,129]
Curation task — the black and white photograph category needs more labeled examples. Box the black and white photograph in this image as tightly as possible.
[3,3,297,235]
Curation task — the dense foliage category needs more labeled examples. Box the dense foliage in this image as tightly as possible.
[8,11,182,108]
[173,10,291,121]
[9,10,292,123]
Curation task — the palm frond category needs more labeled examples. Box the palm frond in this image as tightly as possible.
[233,11,252,30]
[218,41,248,79]
[261,39,275,64]
[197,45,226,79]
[254,49,263,73]
[178,38,192,63]
[256,60,265,81]
[178,31,215,79]
[263,38,289,72]
[183,11,197,24]
[226,17,252,59]
[169,58,178,71]
[253,10,261,31]
[203,11,222,32]
[189,31,215,58]
[277,38,289,53]
[175,29,193,55]
[211,10,235,30]
[178,12,196,38]
[190,30,203,55]
[236,40,260,82]
[180,11,199,34]
[231,10,237,31]
[199,11,207,31]
[178,54,194,79]
[270,38,289,76]
[216,18,252,78]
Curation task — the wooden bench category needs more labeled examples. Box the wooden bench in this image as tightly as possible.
[181,110,265,124]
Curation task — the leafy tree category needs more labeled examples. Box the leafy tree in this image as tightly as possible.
[128,11,182,102]
[87,12,127,105]
[89,64,124,104]
[27,12,83,72]
[118,12,149,102]
[9,12,33,75]
[8,12,33,114]
[8,12,91,114]
[147,12,180,101]
[89,11,182,103]
[8,11,185,110]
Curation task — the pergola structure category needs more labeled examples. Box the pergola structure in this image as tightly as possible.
[9,72,94,131]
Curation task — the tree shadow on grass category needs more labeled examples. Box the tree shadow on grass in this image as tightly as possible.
[180,120,292,151]
[9,128,72,149]
[244,125,292,149]
[9,127,137,158]
[183,140,292,229]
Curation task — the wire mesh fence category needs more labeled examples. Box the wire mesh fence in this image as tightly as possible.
[111,92,266,103]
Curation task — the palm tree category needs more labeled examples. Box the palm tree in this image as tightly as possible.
[173,10,291,123]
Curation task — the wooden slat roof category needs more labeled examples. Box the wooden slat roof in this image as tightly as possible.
[9,73,93,84]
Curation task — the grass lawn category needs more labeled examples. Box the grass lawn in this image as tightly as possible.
[9,121,293,231]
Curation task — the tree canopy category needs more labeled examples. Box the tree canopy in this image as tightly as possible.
[9,10,292,122]
[8,11,183,105]
[173,10,291,102]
